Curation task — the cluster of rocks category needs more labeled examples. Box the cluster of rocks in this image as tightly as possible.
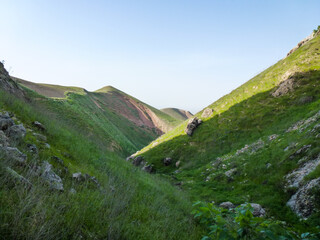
[185,117,202,136]
[285,154,320,218]
[287,110,320,133]
[286,32,316,57]
[272,77,297,98]
[126,156,154,173]
[287,177,320,219]
[219,201,266,217]
[1,112,101,193]
[72,172,101,188]
[1,112,27,168]
[163,157,180,168]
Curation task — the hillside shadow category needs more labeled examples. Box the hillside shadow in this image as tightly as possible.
[139,70,320,172]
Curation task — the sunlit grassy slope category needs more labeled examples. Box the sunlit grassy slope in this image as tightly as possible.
[137,32,320,230]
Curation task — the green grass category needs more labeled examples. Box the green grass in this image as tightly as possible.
[136,33,320,233]
[0,88,204,239]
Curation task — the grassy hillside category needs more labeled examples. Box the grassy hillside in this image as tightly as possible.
[161,108,193,121]
[136,31,320,233]
[0,66,204,239]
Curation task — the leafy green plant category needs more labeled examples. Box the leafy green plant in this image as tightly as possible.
[192,201,320,240]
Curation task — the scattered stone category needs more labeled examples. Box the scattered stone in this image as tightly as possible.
[290,145,312,159]
[268,134,278,141]
[32,121,46,131]
[219,201,235,209]
[27,144,38,154]
[287,177,320,219]
[40,161,64,191]
[72,172,86,182]
[142,164,153,173]
[72,172,101,188]
[201,108,213,118]
[175,161,181,168]
[69,188,77,194]
[7,124,26,145]
[235,139,264,155]
[225,168,237,178]
[185,117,202,136]
[163,157,172,166]
[241,203,266,217]
[272,77,296,97]
[266,163,272,169]
[132,156,143,166]
[250,203,266,217]
[45,143,51,148]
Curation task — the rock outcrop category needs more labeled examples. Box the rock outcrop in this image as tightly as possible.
[185,117,202,136]
[286,32,315,57]
[201,108,213,118]
[285,156,320,189]
[7,124,26,145]
[287,177,320,219]
[272,77,296,97]
[0,62,24,96]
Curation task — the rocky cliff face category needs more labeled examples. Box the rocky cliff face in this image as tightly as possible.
[0,62,25,97]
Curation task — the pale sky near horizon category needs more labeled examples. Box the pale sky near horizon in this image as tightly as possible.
[1,1,320,114]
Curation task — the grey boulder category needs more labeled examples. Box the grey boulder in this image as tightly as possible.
[7,124,26,145]
[287,177,320,219]
[185,117,202,136]
[40,161,64,191]
[219,201,235,209]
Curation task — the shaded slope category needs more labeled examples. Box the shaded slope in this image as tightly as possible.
[136,31,320,229]
[0,63,204,239]
[161,108,193,121]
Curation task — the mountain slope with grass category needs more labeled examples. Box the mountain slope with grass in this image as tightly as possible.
[135,29,320,235]
[0,62,204,239]
[14,78,185,157]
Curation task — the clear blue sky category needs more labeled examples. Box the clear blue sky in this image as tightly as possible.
[1,0,319,113]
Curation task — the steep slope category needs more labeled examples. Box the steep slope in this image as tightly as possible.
[0,63,204,239]
[161,108,193,121]
[136,30,320,231]
[95,86,183,134]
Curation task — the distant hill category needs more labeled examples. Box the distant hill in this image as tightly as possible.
[14,78,85,98]
[160,108,193,121]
